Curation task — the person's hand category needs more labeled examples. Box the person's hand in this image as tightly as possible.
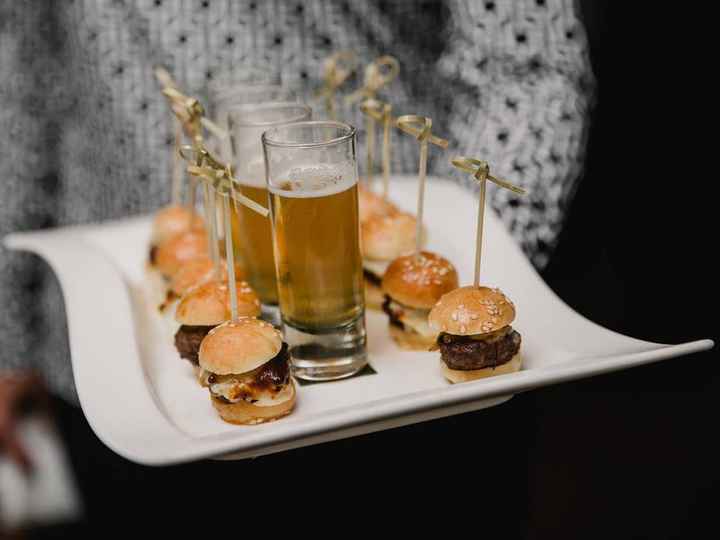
[0,371,45,474]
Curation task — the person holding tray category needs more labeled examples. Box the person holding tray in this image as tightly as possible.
[0,1,595,534]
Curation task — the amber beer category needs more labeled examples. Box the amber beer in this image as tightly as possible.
[270,176,364,330]
[231,182,277,304]
[226,102,311,311]
[263,120,367,381]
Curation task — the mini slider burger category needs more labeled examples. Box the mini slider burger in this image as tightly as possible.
[174,279,260,365]
[381,251,458,350]
[198,318,296,425]
[146,224,208,308]
[158,255,230,331]
[428,286,522,383]
[358,184,397,223]
[150,205,203,248]
[148,205,204,278]
[361,211,418,310]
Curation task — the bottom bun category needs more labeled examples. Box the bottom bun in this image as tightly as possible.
[441,354,522,384]
[364,279,385,311]
[389,324,437,351]
[211,380,296,425]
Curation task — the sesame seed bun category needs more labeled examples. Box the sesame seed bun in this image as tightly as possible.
[428,286,516,336]
[211,381,296,425]
[358,184,398,223]
[381,251,459,310]
[174,280,261,326]
[155,229,209,277]
[199,318,283,375]
[441,354,522,383]
[388,324,437,351]
[169,257,231,296]
[151,205,203,246]
[361,212,417,261]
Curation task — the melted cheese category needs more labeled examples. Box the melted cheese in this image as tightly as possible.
[203,368,293,406]
[388,300,437,338]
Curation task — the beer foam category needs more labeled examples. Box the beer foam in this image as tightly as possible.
[268,165,357,198]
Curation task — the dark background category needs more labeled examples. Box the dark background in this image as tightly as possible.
[28,2,717,538]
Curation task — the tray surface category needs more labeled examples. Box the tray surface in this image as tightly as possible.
[4,176,712,464]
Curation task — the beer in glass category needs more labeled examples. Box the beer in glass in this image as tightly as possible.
[227,102,311,321]
[262,121,367,380]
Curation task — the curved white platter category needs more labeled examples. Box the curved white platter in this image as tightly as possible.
[3,176,713,465]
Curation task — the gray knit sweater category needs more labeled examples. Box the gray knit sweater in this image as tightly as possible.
[0,0,594,403]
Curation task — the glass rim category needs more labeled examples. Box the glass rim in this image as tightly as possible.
[227,101,310,127]
[262,120,356,149]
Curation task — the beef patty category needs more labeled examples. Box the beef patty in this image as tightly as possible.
[363,269,382,286]
[437,329,521,370]
[174,325,214,364]
[381,295,405,329]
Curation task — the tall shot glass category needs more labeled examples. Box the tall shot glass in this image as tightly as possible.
[262,121,367,381]
[227,102,312,324]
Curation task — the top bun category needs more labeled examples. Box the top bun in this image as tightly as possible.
[151,205,203,246]
[428,286,516,336]
[155,229,209,277]
[361,212,418,261]
[381,251,459,310]
[170,257,230,296]
[175,280,260,325]
[358,184,397,223]
[199,318,283,375]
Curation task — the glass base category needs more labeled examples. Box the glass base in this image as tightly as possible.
[283,315,367,381]
[260,303,281,328]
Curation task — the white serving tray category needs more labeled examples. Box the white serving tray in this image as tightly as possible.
[3,176,713,465]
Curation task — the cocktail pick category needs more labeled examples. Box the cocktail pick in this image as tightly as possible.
[155,64,231,158]
[184,148,269,321]
[181,145,269,219]
[346,56,400,105]
[170,118,183,205]
[222,186,239,320]
[161,85,228,279]
[360,101,376,186]
[360,98,393,199]
[396,115,448,256]
[200,116,231,162]
[155,67,188,207]
[316,51,356,120]
[160,85,204,221]
[450,157,526,287]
